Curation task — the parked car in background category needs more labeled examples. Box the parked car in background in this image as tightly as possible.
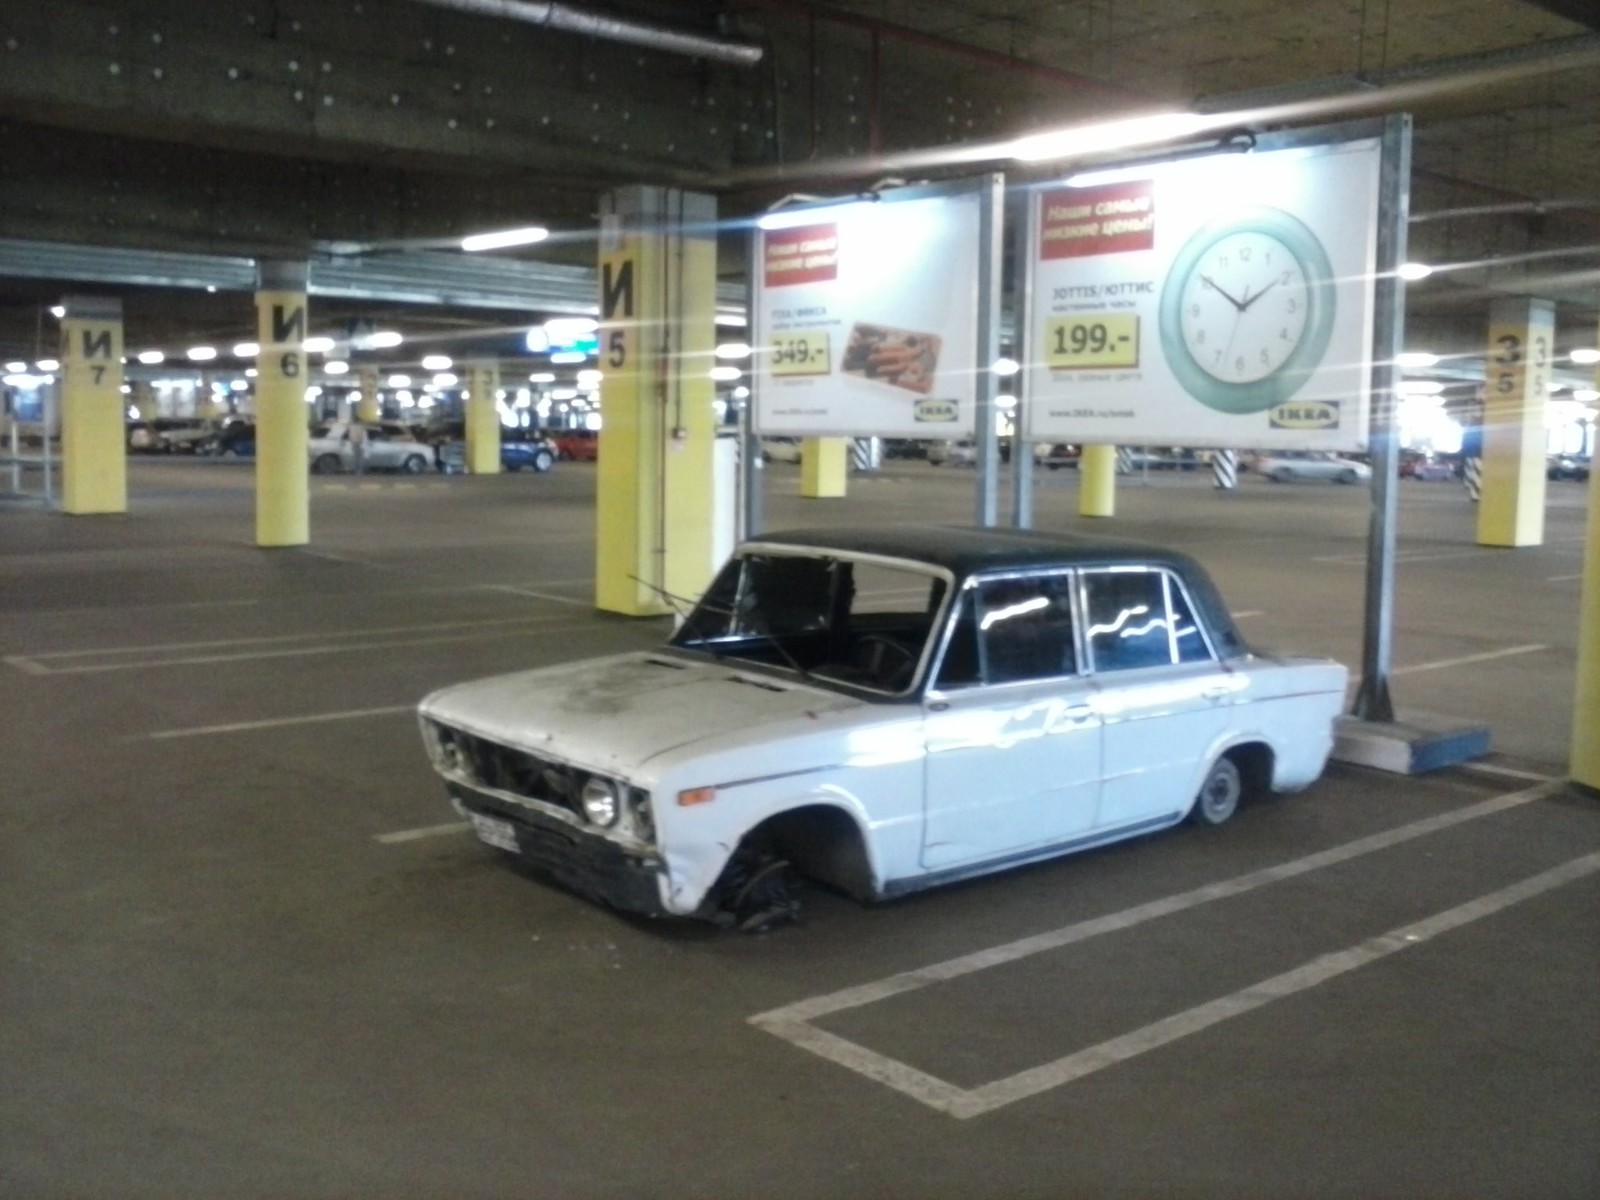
[925,438,977,467]
[1399,451,1456,481]
[308,420,434,474]
[205,417,256,458]
[499,429,557,473]
[1035,443,1081,470]
[418,525,1348,929]
[1256,451,1372,484]
[553,429,600,462]
[127,417,211,454]
[761,436,802,464]
[1547,455,1591,482]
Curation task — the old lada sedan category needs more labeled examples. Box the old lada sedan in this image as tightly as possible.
[418,526,1347,929]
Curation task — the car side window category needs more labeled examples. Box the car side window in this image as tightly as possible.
[1084,569,1178,672]
[964,574,1077,686]
[1167,575,1213,664]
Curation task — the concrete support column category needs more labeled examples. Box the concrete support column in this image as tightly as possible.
[1477,297,1552,547]
[594,185,717,616]
[1079,444,1116,518]
[800,436,847,497]
[465,362,501,475]
[357,366,382,423]
[1572,321,1600,793]
[59,295,126,515]
[254,262,309,548]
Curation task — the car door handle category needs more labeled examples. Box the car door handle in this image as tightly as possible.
[1062,704,1096,722]
[1202,684,1232,700]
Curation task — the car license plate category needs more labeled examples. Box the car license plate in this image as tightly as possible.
[469,813,519,853]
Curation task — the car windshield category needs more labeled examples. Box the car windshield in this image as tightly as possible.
[669,550,951,695]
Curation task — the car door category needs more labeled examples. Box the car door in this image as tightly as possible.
[920,572,1102,871]
[1082,566,1235,828]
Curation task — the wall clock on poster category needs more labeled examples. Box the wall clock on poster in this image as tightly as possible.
[1157,206,1337,414]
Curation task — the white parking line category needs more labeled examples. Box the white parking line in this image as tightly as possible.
[1230,609,1263,619]
[1546,573,1583,582]
[376,821,472,844]
[1391,644,1546,675]
[137,705,415,740]
[750,779,1565,1118]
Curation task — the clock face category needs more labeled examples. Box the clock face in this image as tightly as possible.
[1177,230,1310,384]
[1158,208,1337,415]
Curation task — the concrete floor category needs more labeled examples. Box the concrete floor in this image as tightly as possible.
[1,457,1595,1199]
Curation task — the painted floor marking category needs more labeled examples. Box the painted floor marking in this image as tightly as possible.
[376,820,472,844]
[750,779,1566,1118]
[1390,643,1546,676]
[1461,762,1558,784]
[1229,609,1263,619]
[1312,548,1502,566]
[1546,573,1583,582]
[137,704,415,740]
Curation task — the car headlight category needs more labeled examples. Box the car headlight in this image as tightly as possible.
[581,777,619,827]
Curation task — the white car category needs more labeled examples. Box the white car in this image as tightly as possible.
[1256,451,1371,484]
[308,420,434,474]
[760,437,802,464]
[926,438,977,466]
[418,527,1347,929]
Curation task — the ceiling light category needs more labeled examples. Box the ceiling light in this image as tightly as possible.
[1570,348,1600,365]
[715,343,752,359]
[386,374,411,388]
[421,355,453,371]
[363,330,404,349]
[1008,111,1212,163]
[1397,262,1433,281]
[324,360,350,375]
[433,372,458,387]
[544,317,599,339]
[1396,351,1438,369]
[576,369,603,387]
[304,336,336,354]
[36,358,60,372]
[187,346,218,362]
[1574,388,1598,403]
[992,358,1020,376]
[550,350,588,364]
[716,312,749,328]
[995,394,1018,409]
[461,226,550,252]
[1396,380,1444,395]
[528,372,556,383]
[732,385,750,399]
[230,379,248,391]
[525,328,551,353]
[245,368,258,378]
[49,305,65,319]
[137,350,165,365]
[4,361,26,373]
[233,342,259,358]
[305,385,323,398]
[709,366,741,381]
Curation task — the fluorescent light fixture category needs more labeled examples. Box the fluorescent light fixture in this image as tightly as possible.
[1398,262,1433,281]
[715,343,752,360]
[550,350,588,365]
[36,358,60,371]
[732,385,750,399]
[324,360,350,375]
[417,397,436,410]
[528,371,556,383]
[364,330,403,349]
[1570,348,1600,365]
[1397,380,1444,395]
[230,379,248,391]
[992,358,1020,376]
[1008,111,1212,163]
[524,328,551,354]
[716,312,749,328]
[306,385,323,398]
[995,394,1018,408]
[1574,388,1599,403]
[386,374,411,388]
[576,369,603,387]
[1396,351,1438,369]
[461,225,549,252]
[245,368,258,378]
[544,317,599,339]
[396,390,414,404]
[3,374,40,386]
[421,355,452,371]
[121,385,132,395]
[49,305,65,319]
[551,388,579,400]
[304,336,336,354]
[433,372,458,387]
[4,361,26,372]
[233,342,259,358]
[709,366,741,382]
[136,350,165,365]
[187,346,218,362]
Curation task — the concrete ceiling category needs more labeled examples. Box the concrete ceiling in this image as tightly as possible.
[0,0,1595,375]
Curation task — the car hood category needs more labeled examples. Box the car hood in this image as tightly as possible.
[419,651,866,775]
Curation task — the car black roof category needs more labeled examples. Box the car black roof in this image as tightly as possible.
[752,524,1199,578]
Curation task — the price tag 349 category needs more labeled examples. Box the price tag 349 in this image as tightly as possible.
[768,330,832,377]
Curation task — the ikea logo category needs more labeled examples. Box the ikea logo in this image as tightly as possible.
[914,399,960,423]
[1269,401,1340,430]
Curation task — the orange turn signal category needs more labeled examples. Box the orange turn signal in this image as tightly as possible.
[677,786,716,807]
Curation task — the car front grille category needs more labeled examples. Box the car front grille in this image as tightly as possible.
[432,723,585,819]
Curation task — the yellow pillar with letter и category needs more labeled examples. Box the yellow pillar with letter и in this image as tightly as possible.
[1572,319,1600,793]
[465,362,501,475]
[254,264,310,548]
[59,296,126,515]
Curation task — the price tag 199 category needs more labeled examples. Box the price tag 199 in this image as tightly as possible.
[768,330,831,378]
[1044,314,1140,370]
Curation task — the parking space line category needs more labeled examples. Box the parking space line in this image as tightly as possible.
[1391,644,1546,675]
[750,779,1565,1117]
[375,821,472,844]
[137,704,415,740]
[1461,762,1557,784]
[1230,609,1263,619]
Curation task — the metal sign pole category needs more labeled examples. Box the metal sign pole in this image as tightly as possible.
[1012,186,1036,529]
[973,172,1004,528]
[1351,113,1412,723]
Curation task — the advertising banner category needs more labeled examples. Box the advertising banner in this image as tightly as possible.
[753,184,983,437]
[1022,137,1383,451]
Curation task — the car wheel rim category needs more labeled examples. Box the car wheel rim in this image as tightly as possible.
[1199,760,1241,823]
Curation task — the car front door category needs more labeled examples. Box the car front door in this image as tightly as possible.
[920,573,1102,871]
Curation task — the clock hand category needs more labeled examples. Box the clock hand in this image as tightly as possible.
[1199,274,1246,312]
[1239,278,1280,311]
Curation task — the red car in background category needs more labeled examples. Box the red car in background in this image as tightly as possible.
[552,429,599,462]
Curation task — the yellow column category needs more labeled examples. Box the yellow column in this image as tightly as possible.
[800,437,847,498]
[356,366,382,423]
[595,186,718,616]
[1573,326,1600,792]
[464,362,502,475]
[1477,297,1552,547]
[254,263,309,547]
[1079,443,1116,518]
[59,296,126,515]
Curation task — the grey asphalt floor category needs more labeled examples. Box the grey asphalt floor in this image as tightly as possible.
[1,457,1595,1199]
